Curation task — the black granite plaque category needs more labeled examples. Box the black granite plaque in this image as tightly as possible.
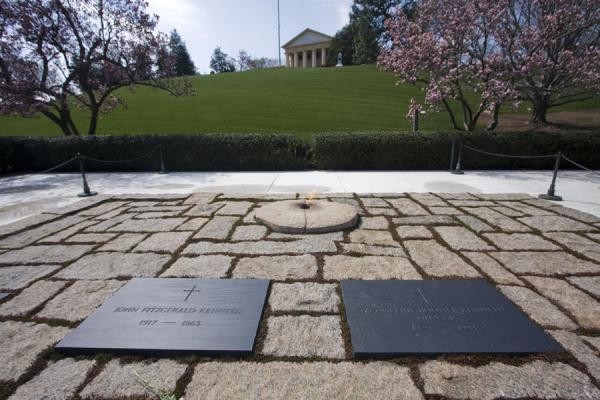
[0,292,9,301]
[56,278,269,356]
[341,280,563,357]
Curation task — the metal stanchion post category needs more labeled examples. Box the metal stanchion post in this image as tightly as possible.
[77,153,97,197]
[451,140,464,175]
[449,137,455,172]
[158,146,167,174]
[538,152,563,201]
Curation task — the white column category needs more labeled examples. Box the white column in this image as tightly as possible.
[302,50,307,67]
[285,53,290,67]
[321,48,327,66]
[294,52,299,68]
[312,48,317,68]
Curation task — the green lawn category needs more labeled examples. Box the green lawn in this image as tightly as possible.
[0,65,598,139]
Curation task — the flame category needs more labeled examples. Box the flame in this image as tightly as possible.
[302,192,316,209]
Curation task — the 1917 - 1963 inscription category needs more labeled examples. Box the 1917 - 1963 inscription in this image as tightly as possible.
[341,280,563,358]
[56,278,269,356]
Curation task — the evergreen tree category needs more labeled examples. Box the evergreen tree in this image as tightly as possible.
[210,47,236,73]
[327,24,355,66]
[169,30,196,76]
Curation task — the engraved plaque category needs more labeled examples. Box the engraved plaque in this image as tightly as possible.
[56,278,269,356]
[341,280,563,357]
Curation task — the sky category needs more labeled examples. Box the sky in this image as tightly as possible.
[146,0,353,73]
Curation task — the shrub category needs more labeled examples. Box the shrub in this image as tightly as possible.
[312,131,600,170]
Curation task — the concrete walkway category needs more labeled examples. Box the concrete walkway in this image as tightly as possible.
[0,170,599,225]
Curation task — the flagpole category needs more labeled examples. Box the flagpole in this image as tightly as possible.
[277,0,282,66]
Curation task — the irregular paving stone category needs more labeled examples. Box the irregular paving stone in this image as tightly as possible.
[436,193,478,200]
[108,217,187,233]
[550,330,600,381]
[497,201,555,216]
[160,255,232,278]
[216,201,253,216]
[567,276,600,298]
[262,315,345,359]
[98,233,147,252]
[360,197,389,207]
[84,213,132,232]
[490,251,600,275]
[176,217,209,231]
[183,236,338,255]
[408,193,448,207]
[525,276,600,330]
[0,214,60,238]
[7,358,96,400]
[0,265,61,290]
[582,336,600,352]
[396,225,432,239]
[0,280,67,316]
[185,202,225,217]
[341,243,407,257]
[387,198,430,215]
[40,220,99,243]
[333,198,365,215]
[523,198,560,208]
[134,211,181,219]
[348,229,400,247]
[392,215,456,225]
[127,205,190,213]
[483,233,560,250]
[133,231,193,253]
[0,215,87,249]
[234,255,317,280]
[518,215,595,232]
[55,252,170,280]
[420,360,599,400]
[267,231,344,241]
[544,232,600,262]
[475,193,533,200]
[549,206,600,224]
[490,206,524,217]
[186,361,423,400]
[360,193,406,198]
[231,225,267,241]
[45,196,111,215]
[0,245,94,265]
[449,200,496,207]
[243,209,258,224]
[65,232,117,243]
[434,226,494,251]
[404,240,481,278]
[588,233,600,241]
[193,216,239,239]
[429,206,463,215]
[462,252,523,285]
[359,216,389,230]
[269,283,339,312]
[0,321,70,381]
[365,207,397,216]
[93,206,129,220]
[498,285,577,330]
[464,207,531,232]
[323,255,421,280]
[184,192,218,205]
[37,280,124,321]
[455,215,494,233]
[80,359,186,400]
[79,201,128,216]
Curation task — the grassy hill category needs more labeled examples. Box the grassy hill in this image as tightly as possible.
[0,65,598,139]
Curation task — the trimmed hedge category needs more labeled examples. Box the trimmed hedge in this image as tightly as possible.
[0,134,311,173]
[312,131,600,170]
[0,131,598,173]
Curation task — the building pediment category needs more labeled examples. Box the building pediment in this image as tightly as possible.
[282,28,333,49]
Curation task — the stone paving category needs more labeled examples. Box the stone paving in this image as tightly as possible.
[0,192,599,399]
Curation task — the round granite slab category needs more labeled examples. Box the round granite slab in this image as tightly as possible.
[255,200,358,234]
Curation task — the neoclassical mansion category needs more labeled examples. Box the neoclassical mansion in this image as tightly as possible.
[282,28,333,68]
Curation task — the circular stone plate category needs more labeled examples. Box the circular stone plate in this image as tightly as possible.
[255,200,358,234]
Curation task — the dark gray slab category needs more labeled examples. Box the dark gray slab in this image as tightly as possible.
[341,280,563,358]
[0,292,9,301]
[56,278,269,356]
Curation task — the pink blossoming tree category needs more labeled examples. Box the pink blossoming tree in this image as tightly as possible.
[0,0,193,136]
[495,0,600,124]
[379,0,513,131]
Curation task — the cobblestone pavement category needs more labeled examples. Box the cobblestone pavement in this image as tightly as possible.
[0,192,599,400]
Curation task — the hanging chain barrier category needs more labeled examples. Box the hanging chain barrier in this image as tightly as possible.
[0,146,168,197]
[449,138,599,201]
